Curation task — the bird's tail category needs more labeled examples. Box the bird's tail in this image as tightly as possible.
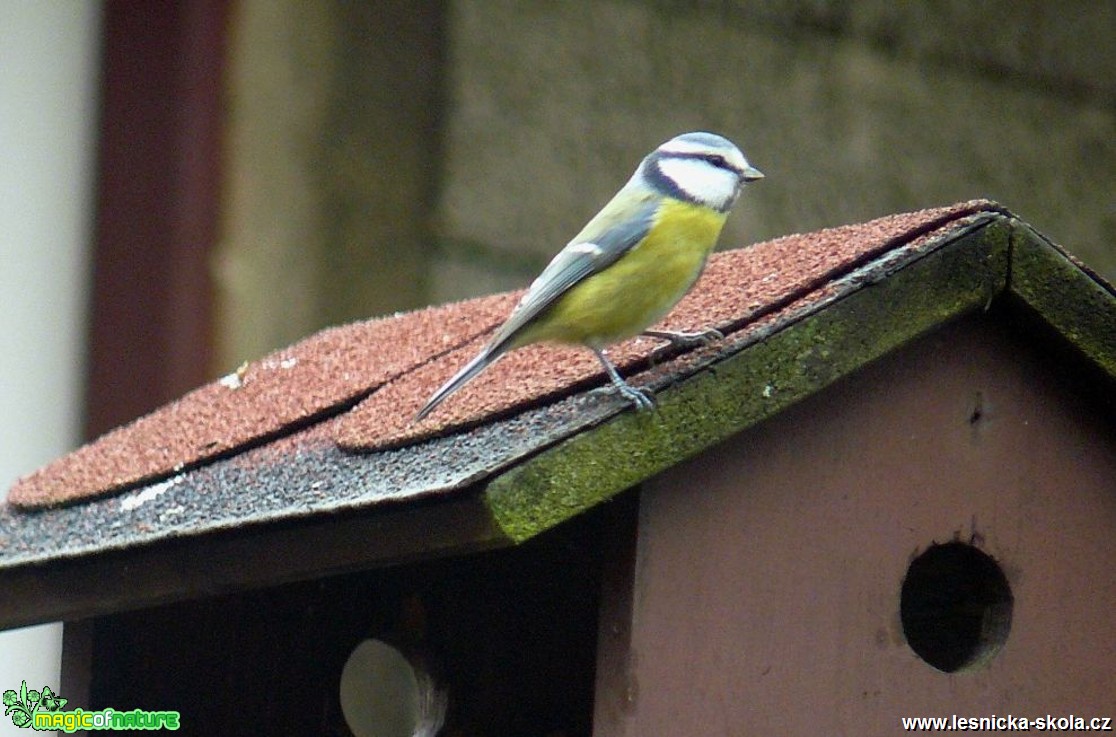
[414,342,506,422]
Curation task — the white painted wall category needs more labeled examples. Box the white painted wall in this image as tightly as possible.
[0,2,101,732]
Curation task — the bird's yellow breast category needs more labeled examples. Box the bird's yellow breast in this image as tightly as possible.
[520,199,727,347]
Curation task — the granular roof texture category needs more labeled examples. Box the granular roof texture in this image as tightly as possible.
[7,200,1001,512]
[7,292,518,509]
[336,200,1001,449]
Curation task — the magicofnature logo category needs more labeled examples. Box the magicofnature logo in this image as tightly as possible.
[3,681,180,732]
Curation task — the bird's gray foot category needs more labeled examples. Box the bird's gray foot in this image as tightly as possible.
[591,346,656,412]
[613,380,656,412]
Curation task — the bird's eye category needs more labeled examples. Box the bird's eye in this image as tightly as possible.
[705,154,727,168]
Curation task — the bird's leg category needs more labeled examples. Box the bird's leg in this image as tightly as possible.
[591,347,655,412]
[642,327,724,348]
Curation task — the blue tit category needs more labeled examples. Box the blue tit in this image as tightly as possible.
[417,131,763,421]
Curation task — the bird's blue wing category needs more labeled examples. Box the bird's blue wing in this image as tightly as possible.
[488,196,658,349]
[414,190,657,420]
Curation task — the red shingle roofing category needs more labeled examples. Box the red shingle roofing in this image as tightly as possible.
[337,200,999,449]
[7,200,1001,510]
[7,292,516,509]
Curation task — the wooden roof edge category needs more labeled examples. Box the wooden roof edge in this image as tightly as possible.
[1006,219,1116,378]
[482,212,1115,543]
[0,491,511,631]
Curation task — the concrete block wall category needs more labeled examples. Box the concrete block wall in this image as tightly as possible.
[216,1,1115,369]
[431,0,1115,302]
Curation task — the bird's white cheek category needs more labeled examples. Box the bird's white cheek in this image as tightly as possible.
[656,158,738,209]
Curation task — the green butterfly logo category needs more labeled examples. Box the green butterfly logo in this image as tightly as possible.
[3,681,68,728]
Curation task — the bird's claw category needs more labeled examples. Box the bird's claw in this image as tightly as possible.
[642,328,724,348]
[616,382,656,412]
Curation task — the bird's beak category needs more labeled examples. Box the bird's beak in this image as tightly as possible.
[743,166,764,182]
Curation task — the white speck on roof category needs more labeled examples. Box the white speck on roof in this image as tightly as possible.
[120,474,184,512]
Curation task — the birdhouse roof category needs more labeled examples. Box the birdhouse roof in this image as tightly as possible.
[2,200,1113,629]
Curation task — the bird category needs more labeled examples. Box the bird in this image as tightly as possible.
[416,131,763,421]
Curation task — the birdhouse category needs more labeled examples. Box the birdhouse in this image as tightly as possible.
[3,201,1113,735]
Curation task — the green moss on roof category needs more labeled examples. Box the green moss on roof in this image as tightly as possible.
[1007,221,1116,377]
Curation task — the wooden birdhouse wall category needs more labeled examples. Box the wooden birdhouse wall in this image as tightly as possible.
[595,314,1116,735]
